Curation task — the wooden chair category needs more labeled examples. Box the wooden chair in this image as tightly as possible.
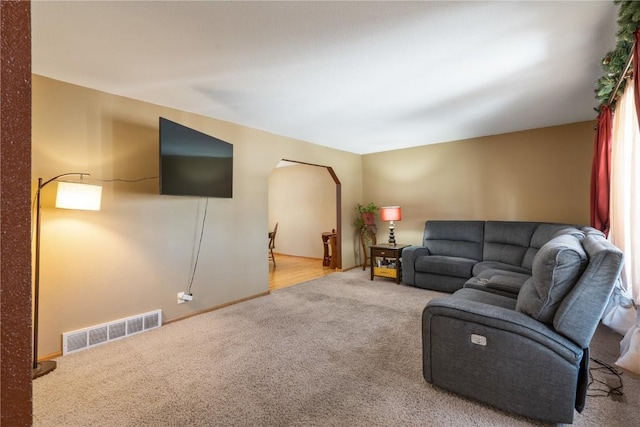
[268,222,278,267]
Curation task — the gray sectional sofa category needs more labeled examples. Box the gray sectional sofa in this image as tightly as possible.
[402,220,581,294]
[405,220,624,424]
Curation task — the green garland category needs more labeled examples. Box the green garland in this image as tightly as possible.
[595,1,640,111]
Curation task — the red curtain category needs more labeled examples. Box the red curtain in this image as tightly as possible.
[590,105,612,234]
[589,33,640,235]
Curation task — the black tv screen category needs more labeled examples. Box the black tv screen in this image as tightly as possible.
[159,117,233,198]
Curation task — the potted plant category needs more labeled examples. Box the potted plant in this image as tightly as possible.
[354,202,379,233]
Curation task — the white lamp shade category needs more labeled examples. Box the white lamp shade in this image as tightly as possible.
[380,206,402,222]
[55,182,102,211]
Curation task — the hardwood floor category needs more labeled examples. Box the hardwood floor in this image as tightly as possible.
[269,253,337,291]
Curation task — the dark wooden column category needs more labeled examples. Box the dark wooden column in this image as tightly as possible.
[0,1,33,425]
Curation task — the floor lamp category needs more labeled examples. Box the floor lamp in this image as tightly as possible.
[33,173,102,379]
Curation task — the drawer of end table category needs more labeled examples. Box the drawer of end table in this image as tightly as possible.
[373,267,397,278]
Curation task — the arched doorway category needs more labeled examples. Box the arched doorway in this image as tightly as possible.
[268,159,341,274]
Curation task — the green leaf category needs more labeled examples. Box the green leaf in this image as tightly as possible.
[595,1,638,108]
[597,87,612,98]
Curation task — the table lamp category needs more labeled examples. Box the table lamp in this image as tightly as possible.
[380,206,402,246]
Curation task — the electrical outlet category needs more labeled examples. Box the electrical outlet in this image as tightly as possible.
[177,292,186,304]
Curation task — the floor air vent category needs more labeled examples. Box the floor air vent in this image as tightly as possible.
[63,309,162,355]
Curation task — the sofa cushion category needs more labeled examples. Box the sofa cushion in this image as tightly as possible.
[415,255,477,279]
[475,268,531,282]
[422,220,484,260]
[516,234,588,323]
[472,261,531,277]
[464,276,524,297]
[465,268,531,296]
[483,221,538,267]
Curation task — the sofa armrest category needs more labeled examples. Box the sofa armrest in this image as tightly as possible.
[422,289,585,424]
[423,291,582,363]
[401,246,430,285]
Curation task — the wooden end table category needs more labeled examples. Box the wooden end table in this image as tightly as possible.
[370,243,410,283]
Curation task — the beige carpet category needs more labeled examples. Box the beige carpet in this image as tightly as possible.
[33,269,639,426]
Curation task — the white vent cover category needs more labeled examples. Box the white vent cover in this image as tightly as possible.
[62,309,162,355]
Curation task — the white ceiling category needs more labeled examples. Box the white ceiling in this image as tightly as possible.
[32,1,618,155]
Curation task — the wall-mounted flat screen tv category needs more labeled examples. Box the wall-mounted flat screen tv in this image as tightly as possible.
[159,117,233,198]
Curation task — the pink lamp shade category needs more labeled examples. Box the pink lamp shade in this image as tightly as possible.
[380,206,402,222]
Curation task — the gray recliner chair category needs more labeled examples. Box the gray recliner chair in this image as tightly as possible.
[422,232,624,424]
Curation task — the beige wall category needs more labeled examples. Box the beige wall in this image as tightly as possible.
[363,121,595,246]
[33,76,363,356]
[33,75,595,357]
[268,164,337,258]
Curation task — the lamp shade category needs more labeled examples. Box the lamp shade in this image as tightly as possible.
[55,182,102,211]
[380,206,402,222]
